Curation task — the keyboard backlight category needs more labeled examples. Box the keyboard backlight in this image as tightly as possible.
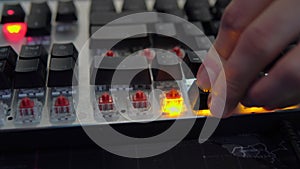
[2,23,27,42]
[162,89,184,117]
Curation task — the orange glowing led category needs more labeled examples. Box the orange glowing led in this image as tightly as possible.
[162,89,184,117]
[239,104,299,115]
[195,109,212,116]
[2,23,27,42]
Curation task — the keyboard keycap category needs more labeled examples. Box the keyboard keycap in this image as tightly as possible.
[183,50,205,78]
[19,45,48,66]
[26,2,52,36]
[90,24,150,50]
[152,51,182,81]
[0,46,18,68]
[48,43,78,87]
[90,0,115,12]
[51,43,78,60]
[14,59,47,89]
[0,46,18,89]
[1,3,25,24]
[123,0,147,11]
[154,0,178,12]
[56,1,78,22]
[195,36,212,50]
[184,0,210,11]
[91,54,151,85]
[186,7,213,22]
[26,15,51,36]
[212,0,231,19]
[48,57,77,87]
[30,2,51,23]
[188,81,209,110]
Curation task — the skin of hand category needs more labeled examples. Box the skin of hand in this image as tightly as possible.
[197,0,300,118]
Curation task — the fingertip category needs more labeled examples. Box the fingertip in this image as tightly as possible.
[197,64,211,90]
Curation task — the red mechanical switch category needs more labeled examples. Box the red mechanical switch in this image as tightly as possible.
[166,89,181,99]
[99,92,114,111]
[162,89,184,117]
[19,97,34,115]
[172,46,184,59]
[143,48,155,61]
[54,95,70,114]
[132,90,148,108]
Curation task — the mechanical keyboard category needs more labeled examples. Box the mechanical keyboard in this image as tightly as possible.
[0,0,299,131]
[1,0,300,169]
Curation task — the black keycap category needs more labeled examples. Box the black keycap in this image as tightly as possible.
[212,0,231,19]
[90,11,156,27]
[91,55,151,85]
[14,59,46,89]
[202,20,220,36]
[184,0,210,11]
[30,2,52,23]
[26,14,51,36]
[51,43,78,60]
[154,0,178,12]
[19,45,48,66]
[1,3,25,24]
[90,24,150,49]
[0,46,18,89]
[90,0,115,12]
[199,89,209,110]
[56,1,78,22]
[123,0,147,11]
[27,3,52,37]
[0,46,18,68]
[188,81,209,110]
[186,7,213,22]
[151,23,180,49]
[48,43,78,87]
[215,0,231,9]
[183,50,205,78]
[48,57,77,87]
[194,36,212,50]
[152,51,182,81]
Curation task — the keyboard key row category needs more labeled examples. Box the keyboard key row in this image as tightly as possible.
[0,43,78,90]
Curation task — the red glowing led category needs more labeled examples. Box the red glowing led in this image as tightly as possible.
[7,9,15,15]
[172,46,183,58]
[2,23,27,42]
[106,50,114,57]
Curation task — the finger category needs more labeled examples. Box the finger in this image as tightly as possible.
[210,0,300,117]
[197,47,225,90]
[242,44,300,109]
[197,0,274,90]
[215,0,274,59]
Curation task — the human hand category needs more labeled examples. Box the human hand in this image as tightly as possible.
[197,0,300,117]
